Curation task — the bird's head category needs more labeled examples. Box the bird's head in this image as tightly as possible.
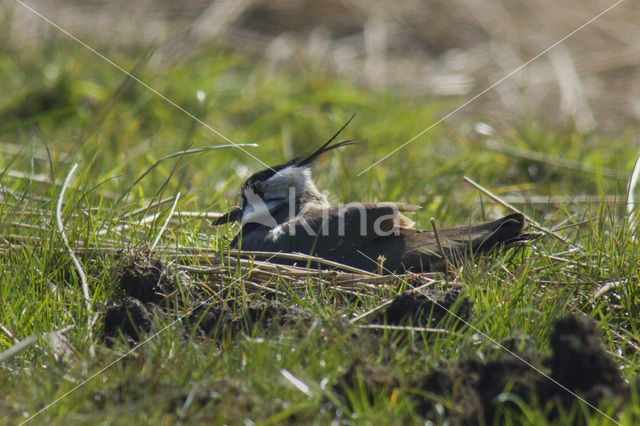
[213,116,356,228]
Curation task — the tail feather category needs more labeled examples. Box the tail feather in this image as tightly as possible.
[435,213,532,266]
[471,213,528,252]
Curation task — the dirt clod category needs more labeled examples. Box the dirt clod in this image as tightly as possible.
[384,287,472,327]
[105,254,316,343]
[414,314,627,424]
[333,359,402,405]
[118,255,174,304]
[188,300,315,337]
[102,297,153,344]
[544,315,627,406]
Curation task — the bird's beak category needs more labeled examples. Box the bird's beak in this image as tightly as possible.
[212,206,243,226]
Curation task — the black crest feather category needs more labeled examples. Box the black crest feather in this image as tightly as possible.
[286,114,356,168]
[243,114,356,188]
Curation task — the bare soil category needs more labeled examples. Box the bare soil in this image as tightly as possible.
[102,255,628,422]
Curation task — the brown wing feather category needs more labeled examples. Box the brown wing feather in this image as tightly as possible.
[399,213,527,271]
[233,210,528,273]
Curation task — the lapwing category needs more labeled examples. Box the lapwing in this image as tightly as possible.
[213,120,531,273]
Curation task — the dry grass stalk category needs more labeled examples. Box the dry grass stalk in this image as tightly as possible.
[349,279,441,324]
[0,324,75,363]
[463,175,571,245]
[121,197,177,219]
[0,323,20,345]
[55,164,94,357]
[592,279,625,299]
[357,324,459,335]
[176,258,397,293]
[151,192,180,252]
[626,148,640,231]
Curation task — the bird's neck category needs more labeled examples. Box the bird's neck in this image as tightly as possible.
[264,195,323,224]
[268,178,329,223]
[297,178,329,207]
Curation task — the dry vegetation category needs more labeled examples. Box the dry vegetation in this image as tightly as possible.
[2,0,640,424]
[5,0,640,131]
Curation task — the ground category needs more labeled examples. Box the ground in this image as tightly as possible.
[1,2,640,424]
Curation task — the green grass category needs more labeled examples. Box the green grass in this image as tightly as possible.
[2,36,640,425]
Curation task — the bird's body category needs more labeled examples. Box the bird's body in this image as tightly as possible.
[213,119,531,274]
